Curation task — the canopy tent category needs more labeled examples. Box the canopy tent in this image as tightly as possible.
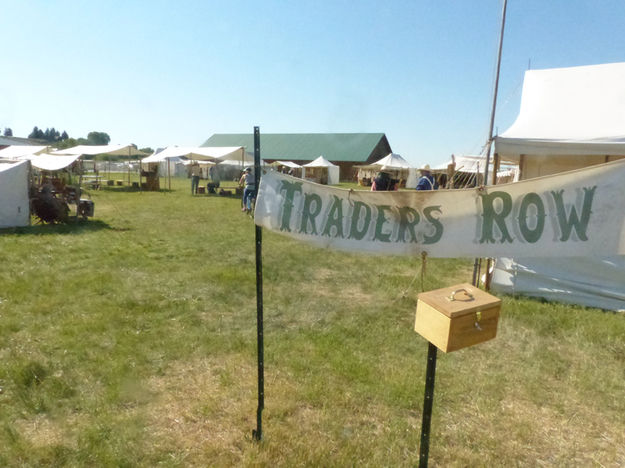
[0,160,30,228]
[0,145,48,159]
[270,160,303,178]
[354,153,417,188]
[303,156,340,185]
[494,62,625,172]
[492,62,625,311]
[54,144,147,157]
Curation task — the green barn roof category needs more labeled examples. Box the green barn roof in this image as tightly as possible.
[202,133,391,164]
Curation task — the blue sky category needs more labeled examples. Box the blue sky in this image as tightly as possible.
[2,0,625,166]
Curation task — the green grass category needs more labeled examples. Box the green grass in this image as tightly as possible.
[1,176,624,466]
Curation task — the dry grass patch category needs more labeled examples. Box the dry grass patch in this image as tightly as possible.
[144,355,257,465]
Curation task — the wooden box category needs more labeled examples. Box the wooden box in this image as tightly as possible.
[414,283,501,352]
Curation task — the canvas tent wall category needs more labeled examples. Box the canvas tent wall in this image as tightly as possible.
[303,156,340,185]
[492,62,625,311]
[0,160,30,228]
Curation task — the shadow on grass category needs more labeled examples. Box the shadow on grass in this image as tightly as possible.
[0,219,121,236]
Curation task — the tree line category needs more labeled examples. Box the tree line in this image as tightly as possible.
[3,126,153,155]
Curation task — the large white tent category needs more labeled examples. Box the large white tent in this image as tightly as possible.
[492,62,625,311]
[303,156,340,185]
[0,160,30,228]
[354,153,417,188]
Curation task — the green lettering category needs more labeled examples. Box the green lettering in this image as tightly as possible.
[374,205,393,242]
[550,186,596,241]
[397,206,420,243]
[423,206,443,244]
[349,201,372,240]
[479,191,513,243]
[279,180,303,232]
[299,193,322,235]
[321,195,344,238]
[518,192,545,243]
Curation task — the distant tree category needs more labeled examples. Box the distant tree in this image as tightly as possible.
[61,130,69,140]
[29,126,45,139]
[54,137,77,150]
[87,131,110,145]
[139,147,154,154]
[3,128,12,136]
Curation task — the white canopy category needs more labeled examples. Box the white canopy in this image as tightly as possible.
[495,62,625,160]
[30,153,82,171]
[355,153,413,170]
[54,144,147,157]
[0,145,48,159]
[303,155,337,168]
[148,145,248,162]
[303,156,339,185]
[0,160,30,228]
[354,153,418,188]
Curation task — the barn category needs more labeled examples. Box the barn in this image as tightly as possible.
[202,133,392,182]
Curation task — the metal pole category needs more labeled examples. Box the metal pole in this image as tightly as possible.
[419,342,438,468]
[252,126,264,442]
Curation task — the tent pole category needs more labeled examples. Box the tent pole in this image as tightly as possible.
[473,0,507,288]
[168,158,171,190]
[252,126,264,442]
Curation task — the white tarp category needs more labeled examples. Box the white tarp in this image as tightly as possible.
[495,62,625,160]
[54,144,147,157]
[303,156,340,185]
[255,160,625,258]
[29,153,81,171]
[0,160,30,228]
[0,145,48,159]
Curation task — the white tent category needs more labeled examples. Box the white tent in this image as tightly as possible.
[0,160,30,228]
[354,153,417,188]
[303,156,340,185]
[0,145,48,159]
[492,62,625,311]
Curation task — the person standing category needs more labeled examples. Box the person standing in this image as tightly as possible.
[191,162,201,194]
[371,171,397,191]
[239,167,256,213]
[416,164,439,191]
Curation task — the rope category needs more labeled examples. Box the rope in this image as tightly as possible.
[393,251,428,303]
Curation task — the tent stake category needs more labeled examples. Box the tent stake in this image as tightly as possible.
[252,126,264,442]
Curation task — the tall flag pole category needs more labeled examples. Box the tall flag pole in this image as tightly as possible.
[252,126,265,441]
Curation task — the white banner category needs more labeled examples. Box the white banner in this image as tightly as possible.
[254,160,625,258]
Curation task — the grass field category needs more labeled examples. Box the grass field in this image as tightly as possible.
[1,176,624,466]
